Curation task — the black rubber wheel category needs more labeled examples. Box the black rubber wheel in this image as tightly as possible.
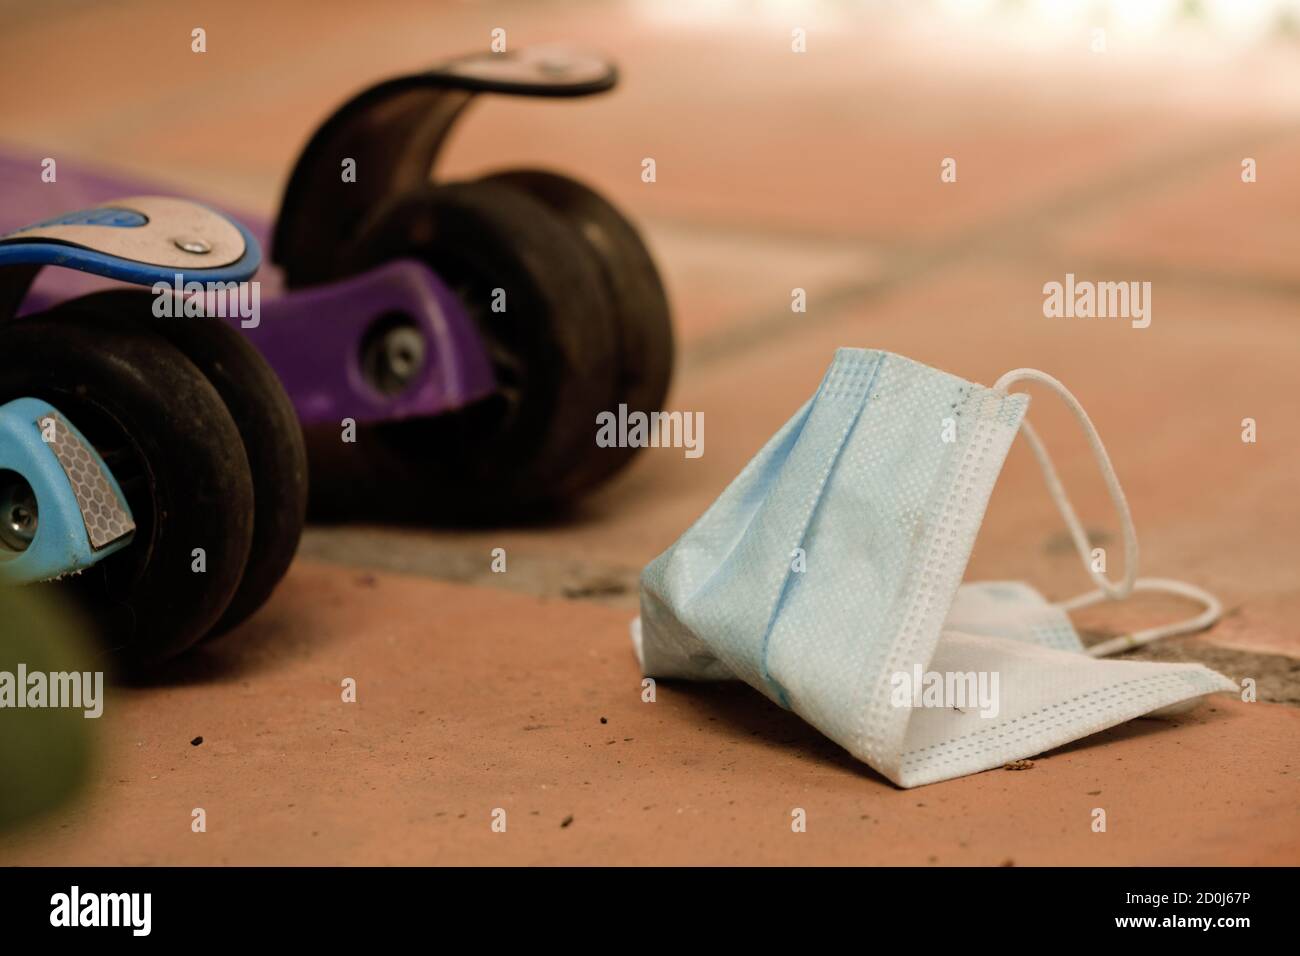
[331,179,620,518]
[483,169,674,484]
[0,310,254,666]
[52,291,308,636]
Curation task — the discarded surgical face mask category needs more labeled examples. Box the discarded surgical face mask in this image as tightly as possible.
[632,348,1236,788]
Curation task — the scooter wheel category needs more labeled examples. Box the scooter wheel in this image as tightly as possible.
[482,169,674,485]
[339,179,620,517]
[52,291,308,637]
[0,310,254,666]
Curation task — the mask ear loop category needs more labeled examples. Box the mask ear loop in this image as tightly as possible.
[993,368,1138,600]
[1058,578,1224,658]
[994,368,1222,656]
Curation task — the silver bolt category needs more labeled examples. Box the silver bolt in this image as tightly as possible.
[174,238,211,254]
[11,505,33,532]
[384,327,426,382]
[0,473,37,553]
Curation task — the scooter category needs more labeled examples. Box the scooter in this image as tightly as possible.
[3,46,674,523]
[0,199,304,667]
[0,47,672,667]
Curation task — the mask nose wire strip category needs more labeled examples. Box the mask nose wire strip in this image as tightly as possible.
[993,367,1138,601]
[1059,578,1224,657]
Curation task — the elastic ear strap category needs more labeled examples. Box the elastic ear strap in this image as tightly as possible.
[993,368,1138,600]
[1062,578,1224,657]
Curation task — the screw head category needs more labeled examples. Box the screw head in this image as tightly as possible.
[0,472,37,553]
[360,319,426,397]
[382,327,425,383]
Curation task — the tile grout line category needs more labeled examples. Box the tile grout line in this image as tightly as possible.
[675,122,1300,372]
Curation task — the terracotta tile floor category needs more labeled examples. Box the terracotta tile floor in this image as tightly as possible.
[1,0,1296,864]
[2,563,1295,866]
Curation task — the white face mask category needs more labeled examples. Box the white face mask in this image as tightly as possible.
[632,349,1236,788]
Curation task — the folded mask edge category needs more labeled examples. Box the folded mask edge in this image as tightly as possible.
[890,664,1237,788]
[851,384,1031,776]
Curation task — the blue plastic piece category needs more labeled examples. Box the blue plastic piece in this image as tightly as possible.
[0,207,261,286]
[0,397,135,585]
[20,207,148,229]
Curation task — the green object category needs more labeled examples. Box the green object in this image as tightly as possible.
[0,586,98,831]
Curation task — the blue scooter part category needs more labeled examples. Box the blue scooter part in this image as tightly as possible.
[0,196,261,318]
[0,197,253,585]
[0,397,135,585]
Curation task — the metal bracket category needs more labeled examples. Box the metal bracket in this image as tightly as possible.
[271,45,618,286]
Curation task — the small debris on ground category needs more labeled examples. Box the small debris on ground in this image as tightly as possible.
[562,578,627,599]
[190,736,203,747]
[560,815,574,828]
[1003,759,1034,771]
